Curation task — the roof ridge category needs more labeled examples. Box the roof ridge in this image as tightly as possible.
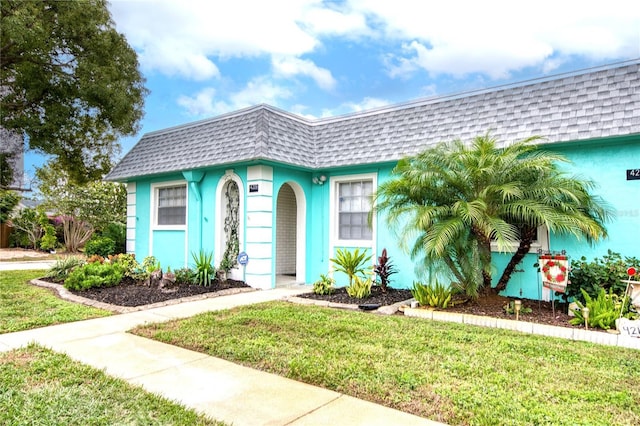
[310,59,640,125]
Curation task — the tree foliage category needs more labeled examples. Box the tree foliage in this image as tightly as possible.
[10,206,55,250]
[1,0,147,183]
[36,161,126,233]
[0,189,20,223]
[374,134,611,297]
[35,161,126,251]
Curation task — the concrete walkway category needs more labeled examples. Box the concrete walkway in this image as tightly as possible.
[0,259,56,270]
[0,285,442,426]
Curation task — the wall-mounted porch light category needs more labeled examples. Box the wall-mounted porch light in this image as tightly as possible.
[312,175,327,185]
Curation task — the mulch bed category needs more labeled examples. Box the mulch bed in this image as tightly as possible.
[298,286,414,306]
[444,292,577,329]
[52,274,580,330]
[299,286,582,330]
[67,277,250,307]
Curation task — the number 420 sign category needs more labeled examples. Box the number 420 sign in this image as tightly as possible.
[627,169,640,180]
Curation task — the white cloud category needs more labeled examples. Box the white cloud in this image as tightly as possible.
[176,77,293,117]
[300,6,369,37]
[321,97,391,116]
[109,0,639,85]
[110,0,324,80]
[177,87,218,116]
[272,56,337,90]
[349,0,640,79]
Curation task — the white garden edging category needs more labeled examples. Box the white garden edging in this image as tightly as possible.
[403,307,640,350]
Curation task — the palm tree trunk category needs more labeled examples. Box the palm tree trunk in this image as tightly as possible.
[471,225,494,292]
[495,226,537,292]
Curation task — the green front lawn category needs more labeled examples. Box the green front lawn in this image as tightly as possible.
[132,301,640,426]
[0,270,111,333]
[0,344,224,425]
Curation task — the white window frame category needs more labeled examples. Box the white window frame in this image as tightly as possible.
[490,225,549,253]
[329,173,377,249]
[150,180,188,230]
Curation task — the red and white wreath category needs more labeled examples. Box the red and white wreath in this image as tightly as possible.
[540,256,569,285]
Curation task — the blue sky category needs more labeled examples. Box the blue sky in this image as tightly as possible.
[23,0,640,181]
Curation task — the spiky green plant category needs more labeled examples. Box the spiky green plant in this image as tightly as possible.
[412,281,452,308]
[346,275,373,299]
[191,250,215,287]
[330,248,372,287]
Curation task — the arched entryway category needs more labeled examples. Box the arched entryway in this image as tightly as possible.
[275,182,305,286]
[215,171,244,281]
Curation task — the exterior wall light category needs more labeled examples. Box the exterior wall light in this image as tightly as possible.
[312,175,327,185]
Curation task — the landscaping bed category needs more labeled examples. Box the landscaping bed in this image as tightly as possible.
[297,286,413,306]
[66,277,250,307]
[444,292,575,329]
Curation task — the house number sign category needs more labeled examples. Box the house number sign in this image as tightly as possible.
[627,169,640,180]
[617,318,640,338]
[249,184,259,192]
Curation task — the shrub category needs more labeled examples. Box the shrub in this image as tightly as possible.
[570,288,625,330]
[412,281,452,308]
[85,236,116,257]
[39,223,58,251]
[313,274,334,295]
[101,222,126,254]
[566,250,640,304]
[10,207,46,249]
[330,248,372,287]
[174,267,197,285]
[192,250,215,286]
[109,253,140,279]
[373,248,397,292]
[45,256,86,281]
[64,262,124,291]
[346,275,373,299]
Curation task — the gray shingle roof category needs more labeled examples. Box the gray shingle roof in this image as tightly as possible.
[107,61,640,181]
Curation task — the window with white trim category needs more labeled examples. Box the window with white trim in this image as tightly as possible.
[338,179,373,241]
[156,184,186,226]
[490,225,549,253]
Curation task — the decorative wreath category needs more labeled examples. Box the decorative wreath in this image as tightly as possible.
[541,258,568,284]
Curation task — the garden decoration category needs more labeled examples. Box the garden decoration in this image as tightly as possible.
[538,251,569,316]
[616,266,640,337]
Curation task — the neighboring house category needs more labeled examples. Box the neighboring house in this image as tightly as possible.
[106,61,640,299]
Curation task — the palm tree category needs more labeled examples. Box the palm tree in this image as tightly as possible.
[374,133,610,297]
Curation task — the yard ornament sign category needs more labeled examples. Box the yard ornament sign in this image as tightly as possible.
[539,253,569,293]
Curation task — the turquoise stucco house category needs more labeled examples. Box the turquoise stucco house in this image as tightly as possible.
[106,61,640,299]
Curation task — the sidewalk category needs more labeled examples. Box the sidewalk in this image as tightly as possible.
[0,287,442,426]
[0,259,56,270]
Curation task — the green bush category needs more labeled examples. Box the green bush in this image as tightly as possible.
[110,253,140,279]
[412,281,452,308]
[45,256,86,281]
[570,288,625,330]
[174,267,197,285]
[84,236,116,257]
[313,274,334,295]
[101,222,126,254]
[64,262,124,291]
[39,223,58,251]
[346,275,372,299]
[566,250,640,304]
